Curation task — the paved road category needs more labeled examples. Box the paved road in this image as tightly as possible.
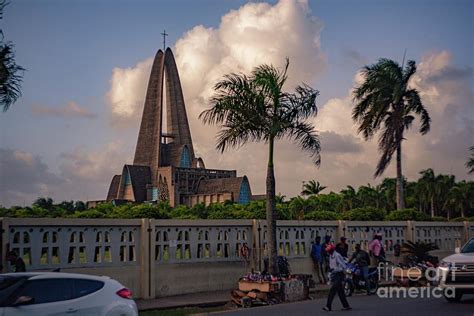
[214,294,474,316]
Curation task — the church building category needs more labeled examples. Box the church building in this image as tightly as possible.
[105,47,253,207]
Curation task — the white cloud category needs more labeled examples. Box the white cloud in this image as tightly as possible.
[107,58,153,126]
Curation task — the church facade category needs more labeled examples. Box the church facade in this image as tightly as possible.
[105,48,252,207]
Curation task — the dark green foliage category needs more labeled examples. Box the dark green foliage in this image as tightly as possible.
[385,208,430,221]
[304,210,340,220]
[0,1,24,111]
[401,240,439,262]
[341,207,386,221]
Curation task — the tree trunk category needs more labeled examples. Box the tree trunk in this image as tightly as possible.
[266,137,278,275]
[430,196,435,218]
[396,143,405,210]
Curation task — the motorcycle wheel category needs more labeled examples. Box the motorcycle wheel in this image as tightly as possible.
[369,276,378,295]
[344,280,353,297]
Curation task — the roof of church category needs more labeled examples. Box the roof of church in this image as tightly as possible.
[106,175,121,200]
[125,165,152,202]
[196,176,250,199]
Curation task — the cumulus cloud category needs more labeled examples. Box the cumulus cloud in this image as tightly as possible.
[106,0,326,130]
[106,58,153,127]
[31,101,97,119]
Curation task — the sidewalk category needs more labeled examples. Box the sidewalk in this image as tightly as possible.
[136,284,333,311]
[136,281,397,311]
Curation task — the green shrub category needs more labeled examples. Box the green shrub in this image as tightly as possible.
[450,217,469,222]
[304,210,340,220]
[342,207,386,221]
[73,210,106,218]
[385,208,430,221]
[430,216,447,222]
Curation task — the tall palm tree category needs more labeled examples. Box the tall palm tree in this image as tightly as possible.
[418,169,437,217]
[0,1,24,111]
[301,180,326,196]
[200,59,321,273]
[466,146,474,174]
[435,174,455,217]
[353,59,431,210]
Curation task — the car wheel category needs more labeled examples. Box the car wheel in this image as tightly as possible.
[444,291,463,302]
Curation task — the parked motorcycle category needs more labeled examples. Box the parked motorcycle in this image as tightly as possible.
[343,263,379,296]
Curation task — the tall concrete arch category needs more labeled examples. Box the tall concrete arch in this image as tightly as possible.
[133,48,196,185]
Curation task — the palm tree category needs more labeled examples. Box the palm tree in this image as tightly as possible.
[301,180,326,196]
[0,1,24,111]
[401,240,439,262]
[434,174,455,217]
[288,196,312,220]
[353,59,431,210]
[444,181,473,218]
[200,59,321,273]
[466,146,474,174]
[380,178,397,211]
[340,185,357,211]
[418,169,437,217]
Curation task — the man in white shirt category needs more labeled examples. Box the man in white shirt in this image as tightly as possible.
[323,243,352,312]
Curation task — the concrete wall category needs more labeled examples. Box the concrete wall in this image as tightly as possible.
[154,261,248,297]
[1,218,471,299]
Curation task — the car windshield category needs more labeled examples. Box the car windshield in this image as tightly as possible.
[0,276,28,306]
[461,239,474,253]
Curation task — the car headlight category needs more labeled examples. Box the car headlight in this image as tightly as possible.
[439,260,452,269]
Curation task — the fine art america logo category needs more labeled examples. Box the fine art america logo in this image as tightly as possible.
[375,263,457,299]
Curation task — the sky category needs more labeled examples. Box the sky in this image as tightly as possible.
[0,0,473,206]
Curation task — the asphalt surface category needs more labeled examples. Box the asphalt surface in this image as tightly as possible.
[214,294,474,316]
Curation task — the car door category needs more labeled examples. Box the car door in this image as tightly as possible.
[4,278,75,316]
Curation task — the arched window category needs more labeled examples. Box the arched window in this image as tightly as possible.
[238,178,251,204]
[180,146,191,168]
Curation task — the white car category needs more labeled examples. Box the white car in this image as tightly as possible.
[0,272,138,316]
[437,237,474,302]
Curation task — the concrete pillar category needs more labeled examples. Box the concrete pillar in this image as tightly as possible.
[140,219,151,299]
[406,221,415,242]
[462,221,470,244]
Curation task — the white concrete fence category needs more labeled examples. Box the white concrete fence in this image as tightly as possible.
[1,218,472,299]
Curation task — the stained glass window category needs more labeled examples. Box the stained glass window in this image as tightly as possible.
[238,178,250,204]
[180,146,191,168]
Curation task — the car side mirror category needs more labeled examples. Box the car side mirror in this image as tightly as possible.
[12,296,34,306]
[454,247,461,254]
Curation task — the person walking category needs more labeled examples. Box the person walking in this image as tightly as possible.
[349,244,371,295]
[323,243,352,312]
[311,236,326,284]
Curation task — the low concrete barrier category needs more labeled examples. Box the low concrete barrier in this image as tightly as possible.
[0,218,470,299]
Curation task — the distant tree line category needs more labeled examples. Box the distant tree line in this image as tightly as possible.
[1,169,472,221]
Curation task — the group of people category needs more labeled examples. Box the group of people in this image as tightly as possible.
[311,233,386,312]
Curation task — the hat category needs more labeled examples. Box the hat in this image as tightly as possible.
[325,243,336,252]
[340,236,347,241]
